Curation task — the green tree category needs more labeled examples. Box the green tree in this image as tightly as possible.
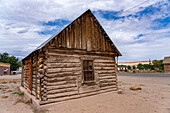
[152,60,164,71]
[137,63,144,70]
[132,65,136,69]
[7,56,21,71]
[143,64,150,70]
[127,66,131,70]
[0,52,9,63]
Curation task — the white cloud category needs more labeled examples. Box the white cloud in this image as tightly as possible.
[0,0,169,61]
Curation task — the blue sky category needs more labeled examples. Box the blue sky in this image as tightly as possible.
[0,0,169,62]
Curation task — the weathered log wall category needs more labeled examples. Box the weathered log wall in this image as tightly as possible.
[164,64,170,73]
[39,49,117,104]
[22,49,48,101]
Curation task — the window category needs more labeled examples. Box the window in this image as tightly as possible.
[83,60,94,81]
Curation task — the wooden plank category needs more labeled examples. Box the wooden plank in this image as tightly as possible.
[71,24,75,48]
[86,14,92,51]
[58,34,62,47]
[98,27,102,51]
[69,26,72,48]
[64,29,67,48]
[91,18,96,50]
[81,14,87,50]
[102,35,106,51]
[66,27,70,48]
[74,21,78,49]
[105,37,109,52]
[78,18,81,49]
[75,19,81,49]
[79,17,82,49]
[61,30,65,48]
[94,22,99,51]
[54,36,59,48]
[108,41,113,52]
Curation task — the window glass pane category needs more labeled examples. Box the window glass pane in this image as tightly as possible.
[83,60,94,81]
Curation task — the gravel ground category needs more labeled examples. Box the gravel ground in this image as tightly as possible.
[0,74,170,113]
[118,73,170,78]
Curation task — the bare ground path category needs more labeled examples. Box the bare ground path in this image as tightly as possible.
[0,74,170,113]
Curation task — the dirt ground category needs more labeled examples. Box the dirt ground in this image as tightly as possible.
[0,74,170,113]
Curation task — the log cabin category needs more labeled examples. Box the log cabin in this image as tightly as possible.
[163,57,170,73]
[20,9,122,108]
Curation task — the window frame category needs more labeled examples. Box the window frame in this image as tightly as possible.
[81,58,95,84]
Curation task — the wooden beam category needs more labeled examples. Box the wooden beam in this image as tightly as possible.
[81,14,87,50]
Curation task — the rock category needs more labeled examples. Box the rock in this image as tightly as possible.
[1,95,8,98]
[130,85,142,91]
[6,90,12,92]
[117,89,123,94]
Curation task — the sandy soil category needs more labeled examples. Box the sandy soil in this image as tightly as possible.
[0,75,170,113]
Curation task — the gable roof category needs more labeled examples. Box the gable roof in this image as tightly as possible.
[163,57,170,64]
[23,9,122,60]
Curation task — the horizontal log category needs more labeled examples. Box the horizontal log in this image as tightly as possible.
[94,63,115,67]
[100,82,117,87]
[46,80,76,86]
[47,68,81,73]
[46,76,76,82]
[99,75,116,79]
[94,59,115,63]
[40,87,117,105]
[40,94,80,105]
[47,87,78,95]
[47,91,78,99]
[96,70,115,74]
[47,49,115,57]
[46,72,81,78]
[100,85,117,90]
[99,79,116,83]
[94,67,115,70]
[47,63,80,68]
[47,57,80,63]
[47,84,77,91]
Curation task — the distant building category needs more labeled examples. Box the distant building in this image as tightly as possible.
[119,61,152,67]
[0,62,10,75]
[117,65,128,71]
[163,57,170,73]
